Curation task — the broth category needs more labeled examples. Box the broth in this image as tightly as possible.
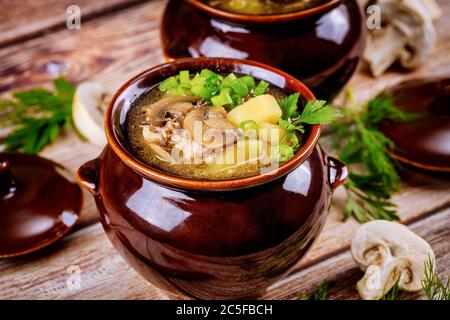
[205,0,327,15]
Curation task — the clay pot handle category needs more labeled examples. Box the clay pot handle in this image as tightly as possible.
[77,159,99,195]
[0,157,16,198]
[327,156,348,190]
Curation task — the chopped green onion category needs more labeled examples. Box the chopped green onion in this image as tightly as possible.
[274,144,294,162]
[222,73,238,86]
[253,80,269,96]
[211,87,233,106]
[159,76,178,91]
[191,84,213,99]
[230,78,249,97]
[179,70,190,85]
[191,73,204,86]
[240,75,255,89]
[239,120,258,137]
[200,69,221,79]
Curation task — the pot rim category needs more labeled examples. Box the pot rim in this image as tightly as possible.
[183,0,342,24]
[105,57,321,191]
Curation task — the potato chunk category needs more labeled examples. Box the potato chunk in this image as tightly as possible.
[257,122,286,145]
[216,139,264,165]
[227,94,282,127]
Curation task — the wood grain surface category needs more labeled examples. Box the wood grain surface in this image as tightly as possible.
[0,0,449,300]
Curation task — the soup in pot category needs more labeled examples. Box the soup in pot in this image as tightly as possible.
[204,0,327,15]
[126,69,310,180]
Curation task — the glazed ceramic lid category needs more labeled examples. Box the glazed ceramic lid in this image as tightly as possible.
[0,153,82,258]
[378,77,450,172]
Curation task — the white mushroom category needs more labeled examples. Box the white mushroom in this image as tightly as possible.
[362,0,441,77]
[72,82,109,147]
[351,220,435,300]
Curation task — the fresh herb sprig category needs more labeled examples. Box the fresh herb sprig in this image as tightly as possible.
[276,95,340,161]
[298,282,331,300]
[327,88,422,223]
[0,77,76,153]
[422,256,450,300]
[279,95,341,133]
[381,280,403,300]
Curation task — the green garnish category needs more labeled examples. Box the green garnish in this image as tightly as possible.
[179,70,190,85]
[158,69,266,108]
[279,99,341,134]
[327,88,423,223]
[298,282,331,300]
[274,144,294,162]
[253,80,269,97]
[240,75,256,89]
[280,92,300,120]
[381,280,403,300]
[422,256,450,300]
[0,77,78,153]
[280,132,299,148]
[239,120,258,137]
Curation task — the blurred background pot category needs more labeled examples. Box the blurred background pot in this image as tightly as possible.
[161,0,366,100]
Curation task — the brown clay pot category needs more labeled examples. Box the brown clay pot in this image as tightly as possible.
[161,0,366,100]
[77,58,347,299]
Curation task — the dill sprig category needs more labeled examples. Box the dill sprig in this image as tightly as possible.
[381,280,404,300]
[297,282,331,300]
[327,88,422,223]
[422,256,450,300]
[0,77,76,153]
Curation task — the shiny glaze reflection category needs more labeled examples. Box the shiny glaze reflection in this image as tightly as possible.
[95,146,331,299]
[161,0,365,100]
[379,77,450,171]
[0,153,82,258]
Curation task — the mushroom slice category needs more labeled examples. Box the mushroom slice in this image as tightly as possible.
[144,96,198,127]
[351,220,435,300]
[363,0,439,77]
[72,82,109,147]
[148,143,174,163]
[183,107,241,150]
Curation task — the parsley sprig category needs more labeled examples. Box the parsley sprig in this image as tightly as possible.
[0,77,77,153]
[327,88,423,222]
[279,94,341,134]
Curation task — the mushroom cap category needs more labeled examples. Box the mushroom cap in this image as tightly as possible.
[72,82,108,147]
[363,0,439,77]
[144,95,198,127]
[351,220,435,293]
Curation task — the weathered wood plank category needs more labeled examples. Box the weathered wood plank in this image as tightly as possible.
[0,0,449,300]
[0,1,167,94]
[0,0,146,47]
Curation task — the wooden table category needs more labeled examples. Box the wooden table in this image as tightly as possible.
[0,0,449,300]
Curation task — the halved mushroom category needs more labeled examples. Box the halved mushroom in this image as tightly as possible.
[351,220,435,300]
[141,96,198,146]
[72,82,109,147]
[183,107,241,150]
[363,0,441,77]
[144,96,198,127]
